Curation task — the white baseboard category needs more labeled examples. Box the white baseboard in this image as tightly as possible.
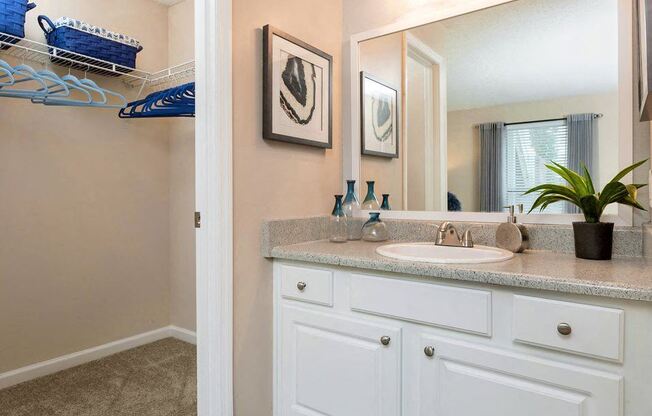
[0,325,197,390]
[168,325,197,345]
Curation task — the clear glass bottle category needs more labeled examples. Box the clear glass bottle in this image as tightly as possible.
[329,195,348,243]
[361,181,380,210]
[362,212,389,242]
[380,194,391,210]
[342,180,362,240]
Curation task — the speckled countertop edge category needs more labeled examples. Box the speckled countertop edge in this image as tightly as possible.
[270,240,652,302]
[261,217,644,258]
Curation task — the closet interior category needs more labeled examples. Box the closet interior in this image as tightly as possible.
[0,1,197,415]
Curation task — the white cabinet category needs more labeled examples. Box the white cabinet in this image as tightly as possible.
[273,262,647,416]
[278,305,401,416]
[416,335,621,416]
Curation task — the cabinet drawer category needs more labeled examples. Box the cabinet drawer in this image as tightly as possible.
[513,295,624,361]
[280,264,334,306]
[350,274,492,336]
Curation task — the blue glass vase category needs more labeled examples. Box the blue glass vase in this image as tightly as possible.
[330,195,348,243]
[361,181,380,210]
[381,194,391,210]
[343,180,361,240]
[362,212,388,242]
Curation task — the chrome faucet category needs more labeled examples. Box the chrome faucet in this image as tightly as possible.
[435,222,474,248]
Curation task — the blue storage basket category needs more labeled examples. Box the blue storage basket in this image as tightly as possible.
[0,0,36,49]
[38,15,143,76]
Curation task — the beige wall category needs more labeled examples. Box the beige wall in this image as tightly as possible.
[359,33,404,208]
[168,0,196,331]
[448,93,620,212]
[0,0,173,373]
[233,0,343,414]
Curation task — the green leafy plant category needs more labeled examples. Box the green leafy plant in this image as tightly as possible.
[524,159,648,223]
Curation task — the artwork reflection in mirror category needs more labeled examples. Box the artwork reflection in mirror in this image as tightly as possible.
[361,72,400,158]
[359,0,620,214]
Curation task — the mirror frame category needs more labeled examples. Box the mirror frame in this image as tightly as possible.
[345,0,635,225]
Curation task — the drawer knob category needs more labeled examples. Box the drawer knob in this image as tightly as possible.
[296,281,307,291]
[380,336,391,346]
[557,322,572,336]
[424,346,436,357]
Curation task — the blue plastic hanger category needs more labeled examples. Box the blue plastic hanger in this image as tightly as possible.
[38,74,93,106]
[0,59,15,86]
[0,63,49,99]
[0,66,14,87]
[35,69,70,99]
[78,77,127,109]
[0,59,16,85]
[119,82,195,118]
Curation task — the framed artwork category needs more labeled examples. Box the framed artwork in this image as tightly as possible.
[360,71,399,158]
[263,25,333,148]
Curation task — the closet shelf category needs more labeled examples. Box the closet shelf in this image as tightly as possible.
[0,31,194,89]
[126,61,195,89]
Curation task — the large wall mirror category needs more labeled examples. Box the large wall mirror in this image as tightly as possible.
[348,0,645,224]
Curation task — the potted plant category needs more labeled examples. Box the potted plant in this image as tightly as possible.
[525,160,648,260]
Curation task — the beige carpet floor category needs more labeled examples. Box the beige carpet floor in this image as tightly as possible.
[0,338,196,416]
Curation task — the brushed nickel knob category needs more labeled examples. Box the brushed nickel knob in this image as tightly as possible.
[380,336,391,346]
[424,346,435,357]
[557,322,572,336]
[296,281,306,291]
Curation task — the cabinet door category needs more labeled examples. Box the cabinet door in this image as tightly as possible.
[416,335,622,416]
[279,305,401,416]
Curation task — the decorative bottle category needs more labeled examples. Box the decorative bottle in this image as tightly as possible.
[329,195,348,243]
[342,180,362,240]
[361,212,389,242]
[381,194,391,210]
[361,181,380,210]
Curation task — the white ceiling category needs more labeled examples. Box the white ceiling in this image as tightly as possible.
[408,0,619,111]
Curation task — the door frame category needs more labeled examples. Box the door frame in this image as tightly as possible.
[195,0,233,415]
[404,33,447,212]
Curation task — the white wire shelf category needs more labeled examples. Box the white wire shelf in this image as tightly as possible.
[127,61,195,89]
[0,31,194,90]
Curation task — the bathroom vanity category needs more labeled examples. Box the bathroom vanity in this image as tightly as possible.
[270,239,652,416]
[267,0,652,414]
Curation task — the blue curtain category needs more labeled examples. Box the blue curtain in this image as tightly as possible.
[566,114,597,213]
[479,122,505,212]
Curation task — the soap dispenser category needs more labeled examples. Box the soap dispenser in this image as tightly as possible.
[496,204,529,253]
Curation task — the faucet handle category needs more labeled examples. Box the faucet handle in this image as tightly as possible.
[437,221,452,232]
[461,225,478,248]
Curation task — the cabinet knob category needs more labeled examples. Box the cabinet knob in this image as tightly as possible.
[380,336,391,346]
[424,346,436,357]
[557,322,572,336]
[296,281,307,291]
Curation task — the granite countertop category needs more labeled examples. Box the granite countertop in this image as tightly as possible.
[270,239,652,302]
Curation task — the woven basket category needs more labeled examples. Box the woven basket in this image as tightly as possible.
[38,15,143,76]
[0,0,36,49]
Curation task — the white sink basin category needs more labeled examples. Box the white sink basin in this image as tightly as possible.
[376,242,514,264]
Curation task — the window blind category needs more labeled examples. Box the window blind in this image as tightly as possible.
[504,120,568,214]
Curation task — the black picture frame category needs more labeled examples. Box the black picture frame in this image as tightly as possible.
[263,25,333,148]
[360,71,400,158]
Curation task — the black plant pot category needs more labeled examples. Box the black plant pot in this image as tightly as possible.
[572,222,614,260]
